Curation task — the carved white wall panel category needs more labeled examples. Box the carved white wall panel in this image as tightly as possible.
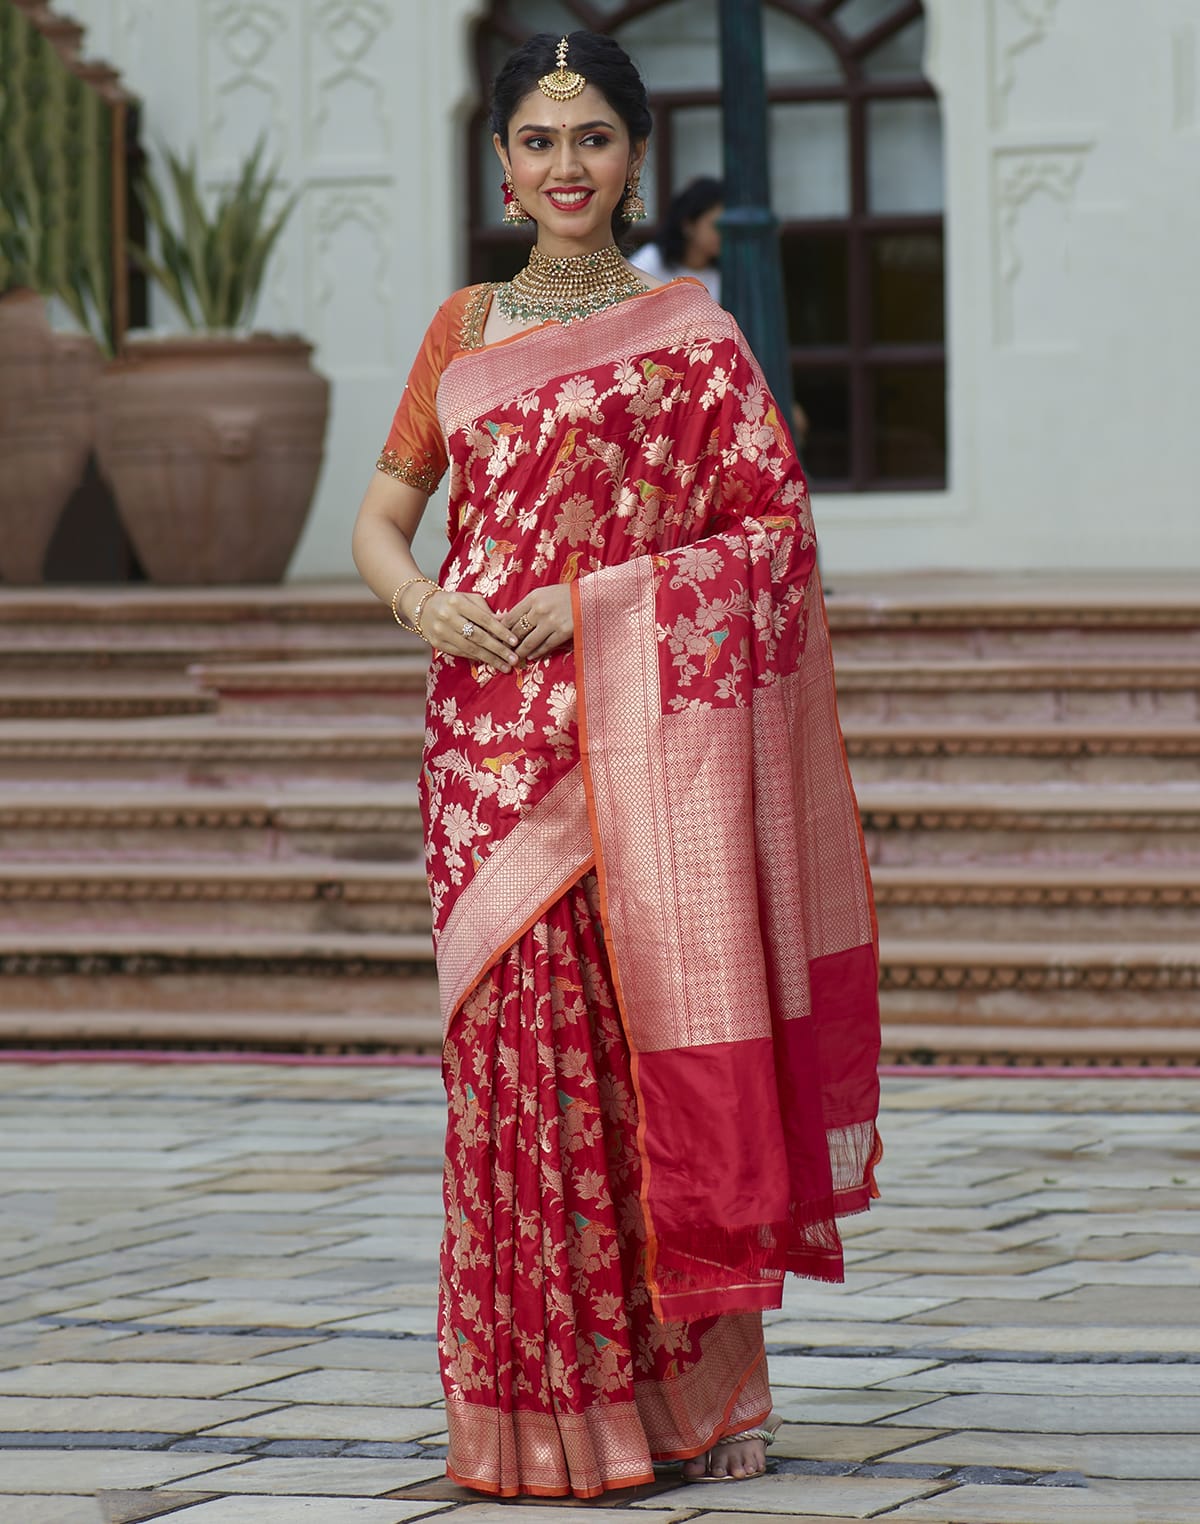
[202,0,290,169]
[1171,23,1199,134]
[307,0,392,165]
[988,0,1063,129]
[310,187,394,372]
[992,147,1089,350]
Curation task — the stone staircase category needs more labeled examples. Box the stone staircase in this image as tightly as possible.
[1,576,1197,1065]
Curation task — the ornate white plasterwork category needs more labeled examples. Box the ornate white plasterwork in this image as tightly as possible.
[308,0,391,163]
[1172,23,1199,134]
[203,0,288,164]
[989,0,1063,128]
[992,146,1090,349]
[310,187,394,371]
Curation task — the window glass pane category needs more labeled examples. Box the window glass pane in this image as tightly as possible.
[793,368,851,481]
[873,365,946,480]
[870,232,944,343]
[834,0,909,37]
[670,106,722,193]
[617,0,720,92]
[771,103,850,219]
[867,98,943,214]
[862,16,926,77]
[782,232,849,346]
[763,9,843,87]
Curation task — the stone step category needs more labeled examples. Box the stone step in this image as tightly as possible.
[0,787,423,863]
[0,932,440,1018]
[879,939,1199,1028]
[878,1023,1200,1067]
[193,653,1200,728]
[0,679,214,720]
[192,656,429,717]
[2,1008,1189,1065]
[871,866,1200,939]
[0,935,1193,1047]
[0,861,432,934]
[858,784,1200,865]
[0,1008,443,1053]
[1,858,1193,944]
[833,659,1200,726]
[0,717,1196,787]
[847,724,1200,784]
[0,584,411,670]
[827,574,1200,661]
[0,718,424,785]
[4,782,1194,869]
[2,579,1197,669]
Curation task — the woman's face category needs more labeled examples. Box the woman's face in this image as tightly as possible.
[496,83,645,256]
[684,204,723,267]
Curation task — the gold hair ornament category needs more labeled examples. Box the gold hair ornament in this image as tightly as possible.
[539,36,586,103]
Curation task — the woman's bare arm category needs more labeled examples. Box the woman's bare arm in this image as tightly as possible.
[351,474,517,671]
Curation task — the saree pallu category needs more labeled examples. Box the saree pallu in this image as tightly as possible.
[418,280,881,1497]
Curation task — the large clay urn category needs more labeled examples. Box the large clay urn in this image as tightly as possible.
[95,334,330,583]
[0,288,100,583]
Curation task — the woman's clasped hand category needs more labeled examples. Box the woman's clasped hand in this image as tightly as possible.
[420,584,575,670]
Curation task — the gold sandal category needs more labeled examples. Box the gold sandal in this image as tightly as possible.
[692,1416,780,1482]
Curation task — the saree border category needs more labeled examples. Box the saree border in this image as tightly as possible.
[571,568,666,1318]
[436,762,594,1036]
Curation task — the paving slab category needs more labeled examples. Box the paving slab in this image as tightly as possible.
[1,1064,1197,1520]
[0,1499,102,1524]
[152,1503,454,1522]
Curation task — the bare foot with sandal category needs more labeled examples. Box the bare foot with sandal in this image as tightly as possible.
[681,1416,780,1482]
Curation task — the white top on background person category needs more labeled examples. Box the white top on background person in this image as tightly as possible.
[630,175,724,304]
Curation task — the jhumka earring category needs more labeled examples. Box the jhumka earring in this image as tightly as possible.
[502,170,532,225]
[622,166,647,224]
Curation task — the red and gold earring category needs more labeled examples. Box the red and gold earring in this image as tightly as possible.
[622,166,647,224]
[502,170,532,225]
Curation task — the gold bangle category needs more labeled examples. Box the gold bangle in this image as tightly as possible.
[391,575,435,635]
[412,585,440,643]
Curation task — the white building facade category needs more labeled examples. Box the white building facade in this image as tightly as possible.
[65,0,1200,580]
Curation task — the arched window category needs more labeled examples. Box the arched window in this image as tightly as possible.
[469,0,945,491]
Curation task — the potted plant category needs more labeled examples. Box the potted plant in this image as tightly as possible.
[0,183,104,582]
[95,140,330,583]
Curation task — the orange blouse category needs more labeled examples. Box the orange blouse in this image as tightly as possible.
[376,285,493,495]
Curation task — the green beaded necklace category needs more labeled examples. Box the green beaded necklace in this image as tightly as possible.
[495,243,645,327]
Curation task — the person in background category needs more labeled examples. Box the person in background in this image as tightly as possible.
[630,174,724,301]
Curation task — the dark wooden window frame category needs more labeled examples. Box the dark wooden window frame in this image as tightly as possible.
[469,0,945,492]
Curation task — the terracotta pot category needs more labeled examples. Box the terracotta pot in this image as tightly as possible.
[0,288,100,583]
[95,333,330,584]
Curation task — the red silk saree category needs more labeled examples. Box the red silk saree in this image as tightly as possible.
[379,277,881,1498]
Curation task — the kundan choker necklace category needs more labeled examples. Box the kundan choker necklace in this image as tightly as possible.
[495,243,645,327]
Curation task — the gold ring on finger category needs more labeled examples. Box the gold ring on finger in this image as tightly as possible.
[516,615,533,634]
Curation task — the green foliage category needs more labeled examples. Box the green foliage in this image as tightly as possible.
[0,0,119,354]
[132,138,298,332]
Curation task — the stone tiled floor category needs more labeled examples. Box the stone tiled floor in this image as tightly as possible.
[1,1064,1198,1523]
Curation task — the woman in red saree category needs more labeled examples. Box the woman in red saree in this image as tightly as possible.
[352,31,880,1500]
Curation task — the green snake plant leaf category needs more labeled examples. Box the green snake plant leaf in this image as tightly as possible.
[131,135,297,332]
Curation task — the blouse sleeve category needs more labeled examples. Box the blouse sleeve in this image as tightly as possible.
[376,299,455,495]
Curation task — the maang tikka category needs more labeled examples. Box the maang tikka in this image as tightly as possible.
[539,36,586,102]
